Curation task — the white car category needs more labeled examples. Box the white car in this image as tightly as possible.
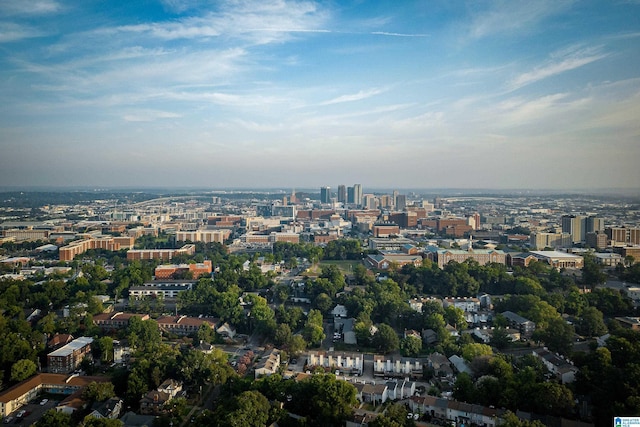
[40,398,49,405]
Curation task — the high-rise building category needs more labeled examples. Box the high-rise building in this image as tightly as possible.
[353,184,363,207]
[586,216,604,233]
[320,187,331,204]
[396,194,407,211]
[561,215,585,243]
[337,185,346,204]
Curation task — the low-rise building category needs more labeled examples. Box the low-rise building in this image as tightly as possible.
[93,312,150,331]
[306,351,363,375]
[373,355,424,379]
[129,281,195,300]
[254,349,281,378]
[156,315,217,336]
[47,337,93,374]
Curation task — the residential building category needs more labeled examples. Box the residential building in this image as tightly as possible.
[532,348,578,384]
[254,349,281,378]
[306,351,363,375]
[175,229,229,244]
[426,248,506,269]
[47,337,94,374]
[154,261,212,279]
[126,244,195,261]
[0,374,110,418]
[501,311,535,337]
[373,355,424,379]
[156,315,217,336]
[59,236,135,261]
[93,312,150,331]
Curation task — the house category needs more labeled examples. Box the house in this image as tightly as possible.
[360,383,388,405]
[331,304,348,318]
[47,333,74,350]
[532,348,578,384]
[120,411,156,427]
[427,353,454,379]
[87,397,123,419]
[158,379,182,398]
[448,355,471,375]
[254,349,281,378]
[216,322,236,339]
[501,311,536,337]
[139,379,183,415]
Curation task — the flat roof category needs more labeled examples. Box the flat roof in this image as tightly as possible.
[48,337,93,357]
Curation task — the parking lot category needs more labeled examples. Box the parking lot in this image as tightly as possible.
[4,397,56,426]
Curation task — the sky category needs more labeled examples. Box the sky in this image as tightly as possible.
[1,0,639,191]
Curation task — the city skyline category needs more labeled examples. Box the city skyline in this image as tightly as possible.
[1,0,640,190]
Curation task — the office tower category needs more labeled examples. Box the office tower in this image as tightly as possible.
[337,185,346,204]
[353,184,363,207]
[561,215,586,243]
[393,190,399,208]
[586,216,604,233]
[396,194,407,211]
[320,187,331,204]
[347,186,355,204]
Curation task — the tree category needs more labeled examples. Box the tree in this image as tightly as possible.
[461,343,492,362]
[94,336,114,363]
[373,324,399,354]
[576,306,607,337]
[533,317,575,355]
[82,381,115,402]
[314,292,334,314]
[274,324,293,347]
[35,410,72,427]
[490,327,512,350]
[400,335,422,357]
[582,253,607,288]
[10,358,37,382]
[82,418,124,427]
[300,373,357,426]
[369,403,415,427]
[220,390,270,427]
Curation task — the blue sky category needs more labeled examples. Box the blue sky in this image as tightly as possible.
[1,0,639,190]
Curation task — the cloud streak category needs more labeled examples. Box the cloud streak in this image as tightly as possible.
[509,46,608,90]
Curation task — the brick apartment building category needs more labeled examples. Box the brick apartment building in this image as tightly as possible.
[154,260,212,279]
[59,236,135,261]
[126,244,195,261]
[47,337,93,373]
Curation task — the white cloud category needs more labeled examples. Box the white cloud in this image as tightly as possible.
[0,22,48,43]
[509,46,608,90]
[319,88,385,105]
[0,0,60,16]
[466,0,575,39]
[122,110,182,122]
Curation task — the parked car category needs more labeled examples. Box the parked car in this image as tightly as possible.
[3,416,13,424]
[40,398,49,405]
